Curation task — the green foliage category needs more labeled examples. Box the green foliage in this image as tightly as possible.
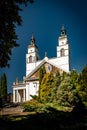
[0,73,7,102]
[22,99,43,112]
[36,103,53,113]
[50,71,61,102]
[24,67,87,112]
[30,95,40,102]
[22,101,58,113]
[57,75,80,108]
[40,72,54,103]
[0,0,34,67]
[62,71,69,80]
[39,66,46,98]
[71,69,79,87]
[39,66,46,85]
[77,66,87,104]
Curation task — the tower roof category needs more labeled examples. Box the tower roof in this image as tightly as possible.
[61,24,66,36]
[28,34,38,48]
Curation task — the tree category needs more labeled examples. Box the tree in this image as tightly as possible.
[77,66,87,104]
[50,71,61,102]
[62,71,69,81]
[0,73,7,102]
[71,69,79,88]
[0,0,34,67]
[39,66,46,98]
[57,75,80,108]
[40,72,54,103]
[39,66,46,85]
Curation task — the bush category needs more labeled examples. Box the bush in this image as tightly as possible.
[36,103,53,113]
[22,99,43,112]
[22,100,58,114]
[57,76,80,108]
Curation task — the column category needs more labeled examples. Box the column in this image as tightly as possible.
[13,89,15,102]
[23,89,26,102]
[26,85,29,101]
[16,90,19,102]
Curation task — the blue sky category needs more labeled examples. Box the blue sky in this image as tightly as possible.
[0,0,87,93]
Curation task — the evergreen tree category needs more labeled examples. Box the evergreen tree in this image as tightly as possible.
[62,71,69,81]
[77,66,87,104]
[0,0,34,67]
[39,66,46,98]
[71,69,79,88]
[57,75,80,107]
[40,72,54,103]
[39,66,46,85]
[50,71,61,102]
[0,73,7,102]
[0,77,1,97]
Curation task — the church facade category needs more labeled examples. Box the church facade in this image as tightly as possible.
[13,25,70,103]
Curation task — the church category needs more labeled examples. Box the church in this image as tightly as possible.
[13,25,70,103]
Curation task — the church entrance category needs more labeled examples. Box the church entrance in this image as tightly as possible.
[13,89,26,103]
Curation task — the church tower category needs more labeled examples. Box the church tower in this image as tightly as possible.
[26,34,40,76]
[57,25,70,72]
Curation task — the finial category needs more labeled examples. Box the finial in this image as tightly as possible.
[61,24,66,36]
[30,33,35,45]
[31,33,34,40]
[16,77,18,84]
[45,52,47,57]
[44,52,48,60]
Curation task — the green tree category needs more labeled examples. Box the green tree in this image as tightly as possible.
[50,71,61,102]
[77,66,87,104]
[0,78,1,97]
[39,66,46,85]
[0,0,34,67]
[39,66,46,98]
[71,69,79,87]
[40,72,54,103]
[62,71,69,81]
[0,73,7,102]
[57,75,80,108]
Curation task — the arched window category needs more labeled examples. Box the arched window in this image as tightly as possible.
[60,48,65,57]
[29,56,33,63]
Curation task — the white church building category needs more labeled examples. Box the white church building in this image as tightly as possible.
[13,25,70,103]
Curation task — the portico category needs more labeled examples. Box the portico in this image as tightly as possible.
[13,82,26,103]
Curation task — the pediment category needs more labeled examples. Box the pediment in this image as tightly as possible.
[26,60,64,81]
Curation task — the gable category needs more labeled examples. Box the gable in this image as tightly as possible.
[26,61,64,81]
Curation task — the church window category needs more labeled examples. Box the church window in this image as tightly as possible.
[29,56,33,63]
[60,48,65,57]
[62,42,64,45]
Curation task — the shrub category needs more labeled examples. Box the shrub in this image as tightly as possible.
[57,76,80,108]
[22,99,42,112]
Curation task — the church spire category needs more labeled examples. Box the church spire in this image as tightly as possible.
[61,24,66,36]
[30,33,35,45]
